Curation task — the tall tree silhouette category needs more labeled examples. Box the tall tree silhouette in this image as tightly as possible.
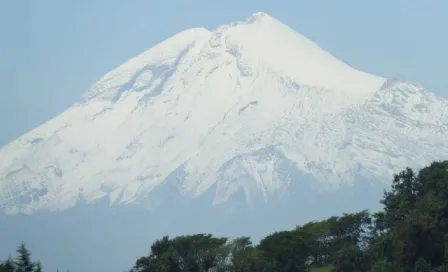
[15,244,35,272]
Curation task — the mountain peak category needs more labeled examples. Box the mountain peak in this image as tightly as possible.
[3,13,447,215]
[206,12,385,94]
[82,12,386,103]
[245,12,274,24]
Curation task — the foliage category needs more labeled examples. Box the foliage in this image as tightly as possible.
[130,160,448,271]
[0,244,42,272]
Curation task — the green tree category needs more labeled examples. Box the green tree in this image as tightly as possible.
[369,161,448,271]
[331,244,369,272]
[131,234,228,272]
[298,220,332,266]
[258,230,310,272]
[223,237,274,272]
[0,258,16,272]
[34,262,42,272]
[15,244,35,272]
[230,246,274,272]
[370,259,398,272]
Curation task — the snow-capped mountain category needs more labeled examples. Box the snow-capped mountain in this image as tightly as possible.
[1,12,448,215]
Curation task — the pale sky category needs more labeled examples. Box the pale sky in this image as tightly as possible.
[1,0,447,147]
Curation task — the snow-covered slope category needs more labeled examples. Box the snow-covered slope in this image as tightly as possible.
[1,12,448,215]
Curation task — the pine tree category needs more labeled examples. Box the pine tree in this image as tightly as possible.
[4,258,15,272]
[0,257,16,272]
[34,262,42,272]
[15,244,35,272]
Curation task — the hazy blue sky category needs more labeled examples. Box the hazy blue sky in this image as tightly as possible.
[1,0,447,147]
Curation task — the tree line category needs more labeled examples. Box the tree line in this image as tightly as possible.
[130,161,448,272]
[2,160,448,271]
[0,244,42,272]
